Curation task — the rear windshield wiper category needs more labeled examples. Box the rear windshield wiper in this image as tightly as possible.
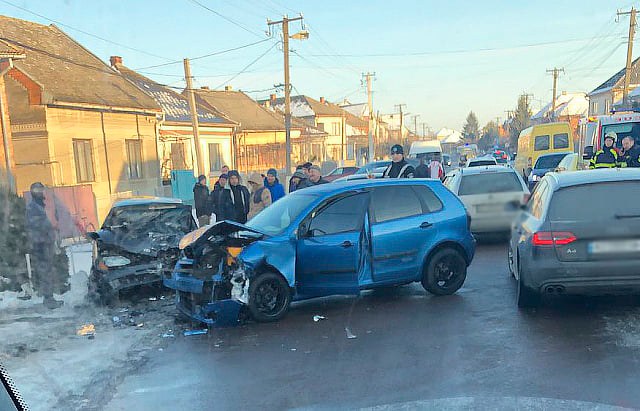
[615,213,640,219]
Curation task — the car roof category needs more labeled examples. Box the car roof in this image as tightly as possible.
[295,178,442,196]
[545,168,640,189]
[458,165,516,175]
[537,151,573,159]
[113,197,185,207]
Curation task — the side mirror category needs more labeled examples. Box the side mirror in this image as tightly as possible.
[583,145,594,160]
[86,231,99,241]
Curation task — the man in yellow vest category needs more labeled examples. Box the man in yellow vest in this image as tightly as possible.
[589,132,620,169]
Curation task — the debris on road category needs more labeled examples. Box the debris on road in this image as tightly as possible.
[77,324,95,338]
[112,316,122,327]
[183,329,208,336]
[161,331,175,338]
[149,297,157,301]
[313,315,326,322]
[345,327,357,339]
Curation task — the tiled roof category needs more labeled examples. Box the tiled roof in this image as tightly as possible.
[115,63,231,125]
[261,95,346,117]
[195,89,285,131]
[0,38,24,58]
[590,57,640,95]
[0,15,159,110]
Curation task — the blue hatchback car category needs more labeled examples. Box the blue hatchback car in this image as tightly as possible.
[164,179,475,325]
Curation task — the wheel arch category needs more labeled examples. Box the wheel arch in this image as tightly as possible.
[423,241,470,270]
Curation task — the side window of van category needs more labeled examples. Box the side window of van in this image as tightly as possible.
[553,133,569,149]
[534,135,550,150]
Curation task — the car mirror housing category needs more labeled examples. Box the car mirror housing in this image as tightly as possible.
[583,145,594,160]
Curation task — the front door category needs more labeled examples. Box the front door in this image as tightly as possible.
[296,192,369,298]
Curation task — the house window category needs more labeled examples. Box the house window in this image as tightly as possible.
[316,123,325,132]
[126,140,143,179]
[208,143,222,172]
[72,139,95,182]
[171,143,187,170]
[331,122,341,135]
[346,144,355,160]
[591,101,598,114]
[605,99,611,113]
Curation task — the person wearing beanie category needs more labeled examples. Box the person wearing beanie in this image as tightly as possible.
[193,174,210,226]
[382,144,414,178]
[219,170,250,223]
[289,170,308,192]
[297,165,328,189]
[263,168,285,202]
[247,172,272,220]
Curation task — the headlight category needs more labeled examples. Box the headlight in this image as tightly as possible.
[102,256,131,268]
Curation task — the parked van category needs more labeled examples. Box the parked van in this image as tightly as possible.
[409,140,442,162]
[515,122,573,177]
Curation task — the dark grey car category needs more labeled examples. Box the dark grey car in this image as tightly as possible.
[508,169,640,308]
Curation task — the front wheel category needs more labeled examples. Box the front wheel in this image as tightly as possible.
[421,248,467,295]
[248,272,291,322]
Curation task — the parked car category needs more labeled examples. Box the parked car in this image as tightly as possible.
[335,159,420,182]
[444,165,528,234]
[88,197,197,304]
[555,152,588,172]
[323,166,359,182]
[527,152,572,190]
[509,169,640,308]
[165,179,476,325]
[467,156,498,167]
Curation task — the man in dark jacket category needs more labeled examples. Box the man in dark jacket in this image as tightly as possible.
[193,175,210,226]
[219,170,250,223]
[289,170,307,192]
[25,182,63,309]
[620,136,640,167]
[208,173,227,222]
[383,144,415,178]
[298,165,329,189]
[264,168,285,202]
[414,157,429,178]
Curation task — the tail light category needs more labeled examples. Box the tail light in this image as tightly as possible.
[532,231,576,246]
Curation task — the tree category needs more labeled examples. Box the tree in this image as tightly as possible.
[462,111,479,141]
[479,121,499,151]
[508,95,532,149]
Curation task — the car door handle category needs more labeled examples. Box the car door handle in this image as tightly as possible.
[420,222,433,229]
[340,240,353,248]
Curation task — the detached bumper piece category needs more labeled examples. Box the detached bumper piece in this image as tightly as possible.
[102,263,164,292]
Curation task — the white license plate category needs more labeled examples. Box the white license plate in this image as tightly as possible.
[476,204,503,213]
[589,239,640,254]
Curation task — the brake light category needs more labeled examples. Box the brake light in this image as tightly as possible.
[532,231,576,246]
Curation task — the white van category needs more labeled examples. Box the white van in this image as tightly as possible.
[408,141,442,161]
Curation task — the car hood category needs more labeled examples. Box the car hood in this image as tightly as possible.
[92,228,185,257]
[179,220,268,251]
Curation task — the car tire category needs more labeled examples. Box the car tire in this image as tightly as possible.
[421,248,467,296]
[517,274,541,308]
[248,272,291,322]
[508,246,516,278]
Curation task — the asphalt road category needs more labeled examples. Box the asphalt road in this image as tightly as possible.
[104,242,640,410]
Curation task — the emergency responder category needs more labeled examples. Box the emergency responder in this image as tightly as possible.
[25,182,63,309]
[382,144,414,178]
[589,132,619,169]
[620,136,640,168]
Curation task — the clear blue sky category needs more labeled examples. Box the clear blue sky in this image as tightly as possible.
[1,0,639,131]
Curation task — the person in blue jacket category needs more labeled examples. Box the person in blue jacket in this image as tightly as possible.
[264,168,285,202]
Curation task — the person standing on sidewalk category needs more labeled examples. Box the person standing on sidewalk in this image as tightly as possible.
[264,168,285,202]
[193,175,210,226]
[247,173,272,220]
[25,182,63,309]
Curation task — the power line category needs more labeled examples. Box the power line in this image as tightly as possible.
[0,0,172,61]
[186,0,264,38]
[214,41,279,89]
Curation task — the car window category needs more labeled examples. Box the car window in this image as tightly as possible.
[534,135,550,150]
[458,172,524,195]
[370,186,423,223]
[553,133,570,149]
[469,160,496,167]
[527,180,548,219]
[247,193,317,235]
[549,182,640,221]
[534,153,568,169]
[412,185,443,213]
[308,193,368,236]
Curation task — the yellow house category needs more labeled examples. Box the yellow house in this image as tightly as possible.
[112,58,237,184]
[1,15,163,221]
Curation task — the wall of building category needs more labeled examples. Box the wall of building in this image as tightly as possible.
[316,115,345,162]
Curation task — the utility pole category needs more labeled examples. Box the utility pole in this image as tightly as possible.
[183,58,205,176]
[268,14,305,175]
[546,68,564,118]
[411,115,420,140]
[422,123,427,139]
[362,72,375,161]
[395,104,407,145]
[618,7,637,106]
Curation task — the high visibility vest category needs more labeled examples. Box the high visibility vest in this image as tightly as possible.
[589,149,618,169]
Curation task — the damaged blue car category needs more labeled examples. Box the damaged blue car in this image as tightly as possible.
[164,179,475,325]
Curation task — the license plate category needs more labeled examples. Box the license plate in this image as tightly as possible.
[476,204,502,213]
[589,239,640,254]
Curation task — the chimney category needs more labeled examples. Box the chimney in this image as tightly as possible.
[109,56,122,67]
[320,96,325,104]
[224,85,233,91]
[270,93,276,102]
[200,86,210,90]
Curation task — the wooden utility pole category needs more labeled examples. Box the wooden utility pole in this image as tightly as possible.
[268,14,304,175]
[546,68,564,118]
[618,7,637,106]
[362,72,375,161]
[183,58,205,176]
[412,115,420,140]
[395,103,407,145]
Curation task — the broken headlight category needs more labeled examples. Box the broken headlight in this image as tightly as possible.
[102,256,131,268]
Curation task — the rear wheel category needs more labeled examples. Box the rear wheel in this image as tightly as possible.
[248,272,291,322]
[517,273,541,308]
[421,248,467,295]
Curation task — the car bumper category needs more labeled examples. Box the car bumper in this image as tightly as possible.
[470,212,517,234]
[522,258,640,295]
[95,263,166,292]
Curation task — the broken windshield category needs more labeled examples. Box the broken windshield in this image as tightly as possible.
[103,205,194,234]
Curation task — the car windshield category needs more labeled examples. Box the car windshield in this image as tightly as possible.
[103,205,193,234]
[549,181,640,221]
[245,193,317,235]
[535,154,568,169]
[458,172,523,195]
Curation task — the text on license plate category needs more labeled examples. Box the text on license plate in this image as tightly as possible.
[589,239,640,254]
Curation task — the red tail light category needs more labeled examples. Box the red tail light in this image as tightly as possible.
[532,231,576,246]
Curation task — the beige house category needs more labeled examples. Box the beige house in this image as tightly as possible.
[1,15,163,221]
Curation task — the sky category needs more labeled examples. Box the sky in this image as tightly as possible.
[1,0,640,131]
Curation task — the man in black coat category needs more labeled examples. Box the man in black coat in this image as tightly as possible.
[208,173,227,222]
[219,170,250,223]
[382,144,415,178]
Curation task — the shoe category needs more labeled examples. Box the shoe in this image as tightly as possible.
[43,297,64,309]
